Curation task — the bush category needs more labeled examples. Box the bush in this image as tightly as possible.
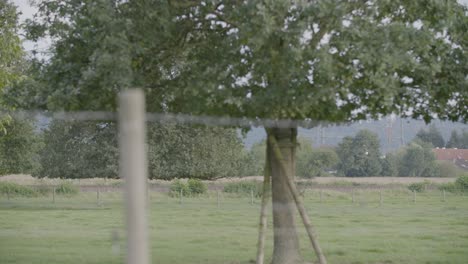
[223,181,262,197]
[437,176,468,193]
[55,182,79,196]
[408,182,427,193]
[35,185,52,195]
[0,182,37,197]
[169,179,190,197]
[455,175,468,192]
[187,179,207,195]
[438,182,458,193]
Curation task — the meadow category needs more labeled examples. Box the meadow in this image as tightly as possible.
[1,186,467,264]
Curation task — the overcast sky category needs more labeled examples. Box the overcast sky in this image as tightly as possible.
[12,0,468,53]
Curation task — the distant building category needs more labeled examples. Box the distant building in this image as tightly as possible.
[433,148,468,170]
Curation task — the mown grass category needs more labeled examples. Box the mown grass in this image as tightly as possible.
[0,190,467,264]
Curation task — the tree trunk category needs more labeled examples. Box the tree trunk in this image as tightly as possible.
[267,127,303,264]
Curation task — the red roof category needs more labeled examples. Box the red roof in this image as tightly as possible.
[432,148,468,161]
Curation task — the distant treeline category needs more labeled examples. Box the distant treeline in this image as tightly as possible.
[0,118,466,179]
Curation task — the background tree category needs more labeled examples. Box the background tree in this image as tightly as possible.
[380,153,399,177]
[248,140,267,176]
[399,139,440,177]
[37,120,119,179]
[296,138,338,178]
[249,137,339,178]
[21,1,468,263]
[148,124,249,179]
[0,0,26,133]
[0,0,23,93]
[38,119,248,179]
[336,130,382,177]
[415,125,445,148]
[446,130,468,148]
[0,118,42,175]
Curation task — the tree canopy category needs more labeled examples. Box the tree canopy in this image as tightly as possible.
[336,129,382,176]
[0,0,23,93]
[415,124,445,148]
[446,129,468,148]
[21,0,468,123]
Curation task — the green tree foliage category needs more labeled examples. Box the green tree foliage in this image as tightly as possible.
[187,179,207,195]
[337,130,382,177]
[398,140,440,177]
[249,137,339,178]
[37,120,118,179]
[247,140,267,176]
[148,123,249,179]
[0,0,23,92]
[446,130,468,148]
[407,182,428,193]
[37,120,247,179]
[168,179,208,197]
[455,175,468,191]
[22,1,468,123]
[0,118,42,175]
[21,1,468,262]
[415,125,445,148]
[380,153,399,177]
[296,138,338,178]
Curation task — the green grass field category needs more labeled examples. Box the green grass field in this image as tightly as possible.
[0,189,467,264]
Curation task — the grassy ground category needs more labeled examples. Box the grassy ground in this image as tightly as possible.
[0,189,467,264]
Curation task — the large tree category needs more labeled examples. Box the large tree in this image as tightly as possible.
[21,1,468,263]
[0,0,23,92]
[0,0,25,132]
[399,139,440,177]
[337,129,382,177]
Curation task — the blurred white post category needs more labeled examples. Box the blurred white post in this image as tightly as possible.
[119,89,149,264]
